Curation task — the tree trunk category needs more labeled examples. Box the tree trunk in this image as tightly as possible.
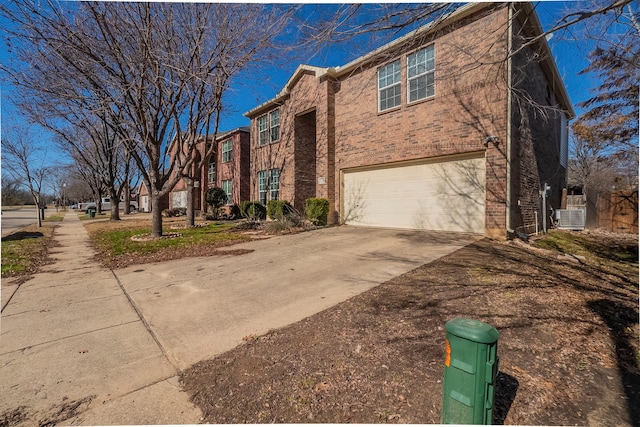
[109,191,121,221]
[34,194,42,227]
[185,178,196,228]
[111,203,121,220]
[151,192,163,237]
[123,185,131,215]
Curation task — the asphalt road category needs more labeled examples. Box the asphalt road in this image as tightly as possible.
[0,207,64,237]
[1,207,40,236]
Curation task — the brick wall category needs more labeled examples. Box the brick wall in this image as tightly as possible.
[246,4,568,237]
[217,130,250,205]
[168,129,251,212]
[238,131,251,203]
[332,5,510,234]
[250,70,329,212]
[510,18,568,235]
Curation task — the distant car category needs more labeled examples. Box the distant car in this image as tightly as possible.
[70,204,78,209]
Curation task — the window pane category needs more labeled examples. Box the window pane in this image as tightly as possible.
[378,60,401,111]
[222,140,232,163]
[426,72,435,98]
[270,109,280,142]
[407,46,435,103]
[409,77,426,103]
[208,157,216,183]
[378,60,400,89]
[258,116,268,145]
[222,180,232,203]
[270,109,279,127]
[269,169,280,201]
[380,84,401,111]
[258,170,267,204]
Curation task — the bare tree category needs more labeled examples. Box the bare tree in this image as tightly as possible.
[62,173,93,206]
[572,10,639,165]
[2,1,289,236]
[1,178,31,206]
[565,2,639,200]
[1,127,50,226]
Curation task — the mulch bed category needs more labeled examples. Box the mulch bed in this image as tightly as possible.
[180,233,639,425]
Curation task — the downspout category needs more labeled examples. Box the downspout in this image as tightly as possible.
[506,5,514,235]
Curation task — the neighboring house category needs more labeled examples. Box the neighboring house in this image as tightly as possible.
[245,2,573,238]
[169,127,251,212]
[138,181,169,213]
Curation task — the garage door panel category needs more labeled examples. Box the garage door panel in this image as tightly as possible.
[343,156,485,233]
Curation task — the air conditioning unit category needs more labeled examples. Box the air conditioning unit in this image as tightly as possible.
[556,209,585,230]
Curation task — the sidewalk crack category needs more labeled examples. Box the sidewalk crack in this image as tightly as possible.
[110,270,182,373]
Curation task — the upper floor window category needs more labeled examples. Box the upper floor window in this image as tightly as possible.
[258,116,269,146]
[208,157,216,184]
[378,60,401,112]
[407,45,435,103]
[270,109,280,142]
[258,109,280,146]
[221,140,233,163]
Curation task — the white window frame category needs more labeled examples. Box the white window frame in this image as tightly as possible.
[258,115,268,146]
[378,60,401,112]
[222,179,233,204]
[221,140,233,163]
[270,109,280,143]
[258,170,267,205]
[407,45,435,103]
[208,157,216,184]
[269,168,280,201]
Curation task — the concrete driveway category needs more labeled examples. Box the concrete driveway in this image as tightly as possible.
[114,226,481,370]
[1,214,480,425]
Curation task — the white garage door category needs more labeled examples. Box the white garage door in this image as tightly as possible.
[343,154,485,233]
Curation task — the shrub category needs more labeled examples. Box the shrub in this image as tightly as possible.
[224,204,241,220]
[163,207,187,217]
[305,198,330,226]
[267,200,293,220]
[205,187,227,219]
[240,201,266,221]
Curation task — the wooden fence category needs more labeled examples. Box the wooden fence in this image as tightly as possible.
[596,191,638,234]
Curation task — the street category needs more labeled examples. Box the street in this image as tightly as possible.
[1,207,58,237]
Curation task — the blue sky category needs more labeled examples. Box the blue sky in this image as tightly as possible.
[0,2,616,166]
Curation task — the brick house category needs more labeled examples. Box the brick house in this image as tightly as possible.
[169,127,250,212]
[138,181,168,213]
[245,3,573,238]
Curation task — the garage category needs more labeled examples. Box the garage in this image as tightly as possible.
[342,153,486,233]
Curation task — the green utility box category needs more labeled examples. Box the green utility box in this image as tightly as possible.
[441,318,499,424]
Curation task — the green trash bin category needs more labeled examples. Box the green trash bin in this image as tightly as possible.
[88,209,95,218]
[441,318,499,425]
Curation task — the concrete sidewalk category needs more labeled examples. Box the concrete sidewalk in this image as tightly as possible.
[1,212,479,426]
[0,212,201,426]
